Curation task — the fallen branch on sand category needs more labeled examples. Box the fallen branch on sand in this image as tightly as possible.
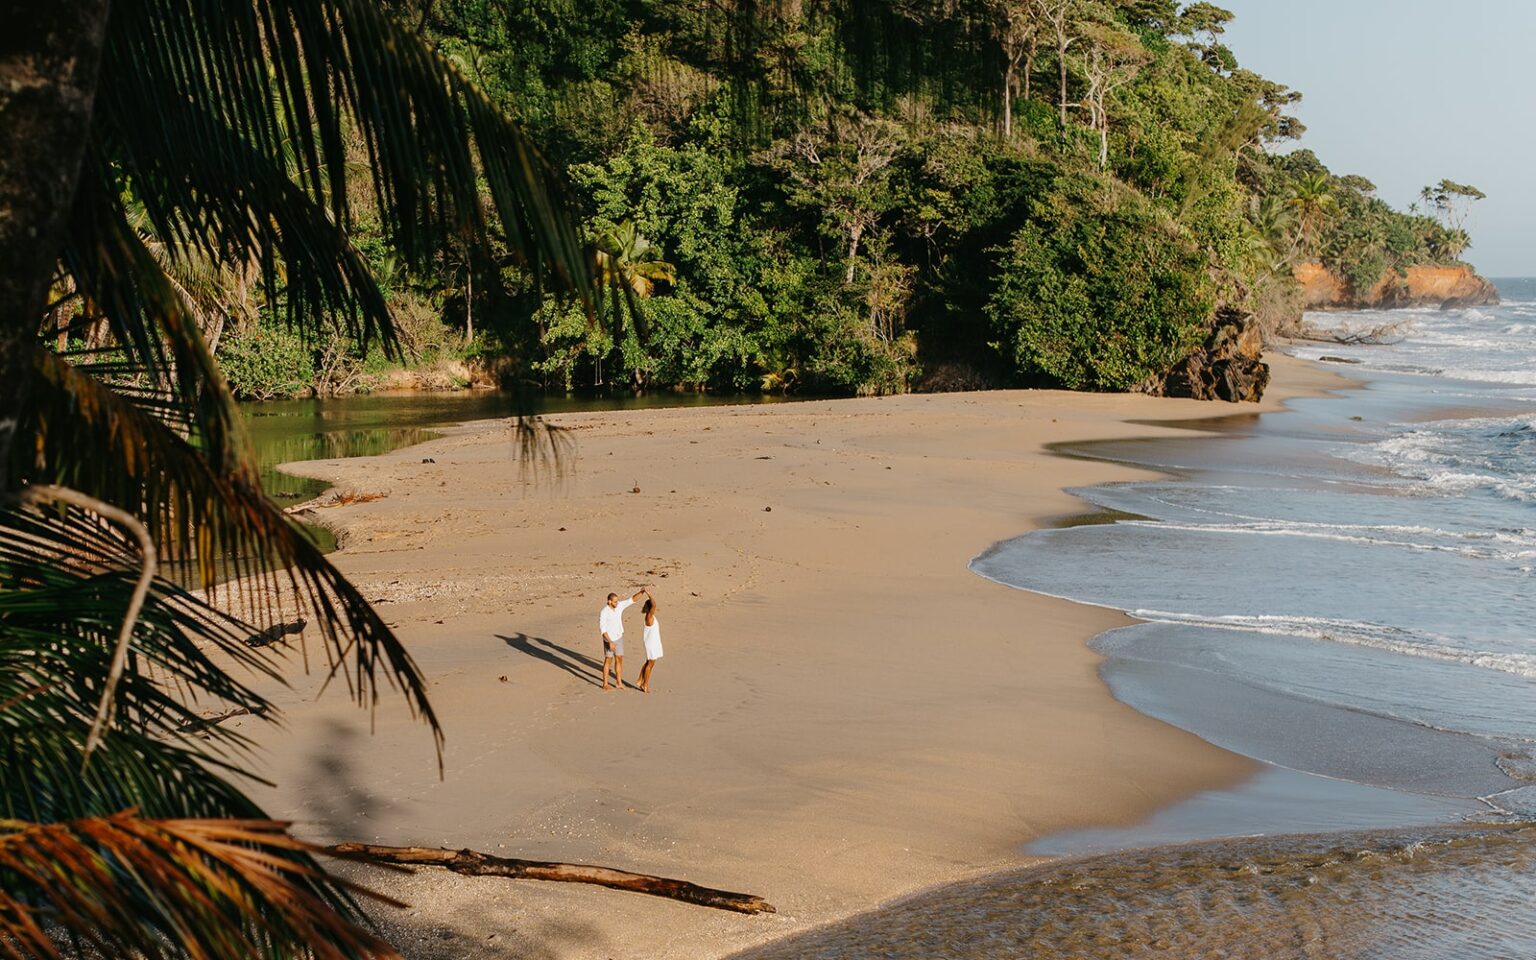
[324,843,776,915]
[175,705,268,733]
[243,618,307,648]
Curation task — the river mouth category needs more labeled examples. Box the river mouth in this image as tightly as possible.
[243,389,816,552]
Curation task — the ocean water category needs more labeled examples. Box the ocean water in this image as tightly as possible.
[736,279,1536,957]
[972,280,1536,815]
[738,825,1536,960]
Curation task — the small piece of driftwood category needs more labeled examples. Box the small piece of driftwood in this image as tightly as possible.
[243,618,307,648]
[325,843,776,914]
[175,705,267,733]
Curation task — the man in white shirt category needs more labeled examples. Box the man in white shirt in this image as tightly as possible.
[600,588,645,691]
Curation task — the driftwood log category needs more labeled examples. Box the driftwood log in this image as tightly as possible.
[325,843,776,915]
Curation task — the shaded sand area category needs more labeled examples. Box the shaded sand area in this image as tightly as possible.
[240,357,1344,959]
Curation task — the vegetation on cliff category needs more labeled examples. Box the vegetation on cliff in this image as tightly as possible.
[43,1,1488,400]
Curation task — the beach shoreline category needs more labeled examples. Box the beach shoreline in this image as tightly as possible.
[241,355,1350,959]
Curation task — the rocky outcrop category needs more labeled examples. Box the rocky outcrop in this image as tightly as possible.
[1295,262,1499,311]
[1143,308,1269,403]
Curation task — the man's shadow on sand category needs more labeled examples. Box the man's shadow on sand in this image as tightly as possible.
[497,633,615,688]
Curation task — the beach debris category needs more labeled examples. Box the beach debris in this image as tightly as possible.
[754,455,773,460]
[1296,317,1414,346]
[315,489,387,508]
[1319,355,1363,364]
[498,676,508,683]
[324,843,776,914]
[763,506,772,512]
[242,619,307,648]
[176,705,268,733]
[1350,415,1365,421]
[632,483,641,493]
[558,526,567,531]
[421,457,436,463]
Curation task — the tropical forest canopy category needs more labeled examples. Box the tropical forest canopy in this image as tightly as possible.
[129,0,1480,398]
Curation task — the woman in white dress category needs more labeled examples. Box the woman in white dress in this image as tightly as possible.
[637,589,663,693]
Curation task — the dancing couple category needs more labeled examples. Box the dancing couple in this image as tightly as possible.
[598,587,663,692]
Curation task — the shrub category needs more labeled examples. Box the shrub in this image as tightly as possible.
[987,175,1214,391]
[219,318,315,400]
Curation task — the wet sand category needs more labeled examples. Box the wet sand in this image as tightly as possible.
[236,357,1346,959]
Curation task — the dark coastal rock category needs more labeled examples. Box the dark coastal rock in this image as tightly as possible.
[1143,308,1270,403]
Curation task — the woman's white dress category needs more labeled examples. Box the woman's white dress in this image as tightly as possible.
[642,617,664,660]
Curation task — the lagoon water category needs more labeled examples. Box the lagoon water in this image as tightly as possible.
[245,390,802,504]
[738,280,1536,957]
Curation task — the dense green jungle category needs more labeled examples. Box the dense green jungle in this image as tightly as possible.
[113,1,1484,400]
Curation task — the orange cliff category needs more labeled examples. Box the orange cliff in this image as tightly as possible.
[1294,262,1500,311]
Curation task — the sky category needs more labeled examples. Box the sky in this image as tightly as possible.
[1219,0,1536,277]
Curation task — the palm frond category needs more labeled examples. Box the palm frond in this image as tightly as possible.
[0,813,402,960]
[61,168,251,473]
[9,348,440,750]
[0,501,276,736]
[95,0,593,321]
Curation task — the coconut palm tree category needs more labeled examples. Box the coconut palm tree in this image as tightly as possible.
[1429,226,1472,261]
[595,221,678,302]
[1,1,591,955]
[593,221,675,387]
[1248,193,1298,272]
[1286,172,1339,255]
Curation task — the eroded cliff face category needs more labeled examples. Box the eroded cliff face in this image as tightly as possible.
[1295,262,1500,311]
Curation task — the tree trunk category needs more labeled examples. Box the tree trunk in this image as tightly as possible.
[0,0,112,479]
[326,843,776,915]
[1024,40,1036,101]
[845,221,864,284]
[54,304,70,352]
[1058,52,1069,126]
[1003,63,1014,139]
[204,312,226,356]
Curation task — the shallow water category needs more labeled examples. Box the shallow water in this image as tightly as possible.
[736,826,1536,959]
[974,288,1536,810]
[243,390,803,503]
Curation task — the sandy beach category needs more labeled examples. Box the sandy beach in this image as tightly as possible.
[240,356,1347,959]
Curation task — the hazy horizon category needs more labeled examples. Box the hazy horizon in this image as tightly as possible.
[1221,0,1535,278]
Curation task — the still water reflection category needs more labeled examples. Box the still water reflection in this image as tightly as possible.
[245,388,801,505]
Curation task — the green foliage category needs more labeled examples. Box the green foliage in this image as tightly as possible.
[162,0,1486,402]
[987,175,1215,391]
[371,0,1490,397]
[218,317,315,400]
[1245,150,1472,303]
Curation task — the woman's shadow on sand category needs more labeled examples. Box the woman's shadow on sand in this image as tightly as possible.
[497,633,609,688]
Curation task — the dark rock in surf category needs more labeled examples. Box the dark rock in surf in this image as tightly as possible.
[1143,308,1270,403]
